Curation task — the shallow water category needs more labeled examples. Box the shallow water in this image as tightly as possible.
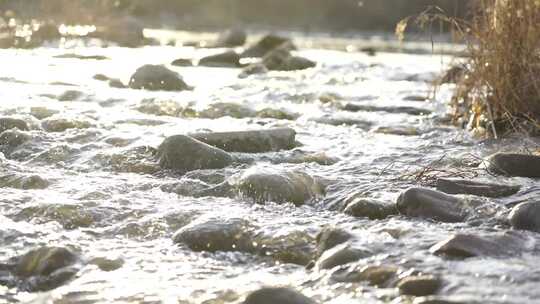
[0,35,539,304]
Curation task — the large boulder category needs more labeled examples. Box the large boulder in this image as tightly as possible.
[243,287,317,304]
[157,135,234,172]
[129,65,191,91]
[509,201,540,233]
[396,188,467,223]
[486,153,540,178]
[172,217,254,252]
[189,128,296,153]
[198,51,241,68]
[236,168,324,205]
[241,34,296,58]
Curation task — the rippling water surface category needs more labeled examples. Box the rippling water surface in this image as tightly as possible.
[1,33,540,304]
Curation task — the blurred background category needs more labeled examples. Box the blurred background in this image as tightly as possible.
[0,0,468,33]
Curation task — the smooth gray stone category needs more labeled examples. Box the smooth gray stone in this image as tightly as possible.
[316,243,372,269]
[190,128,296,153]
[0,117,28,133]
[244,287,317,304]
[436,178,520,198]
[157,135,234,172]
[343,198,396,220]
[315,226,352,257]
[241,34,295,58]
[198,51,241,68]
[509,201,540,232]
[430,232,529,258]
[396,188,467,222]
[129,65,190,91]
[487,153,540,178]
[398,275,442,296]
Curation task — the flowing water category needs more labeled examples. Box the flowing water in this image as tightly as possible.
[0,33,539,304]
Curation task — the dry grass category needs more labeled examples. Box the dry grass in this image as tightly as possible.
[399,0,540,137]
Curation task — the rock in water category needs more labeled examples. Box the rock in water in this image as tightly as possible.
[436,178,520,198]
[396,188,466,223]
[172,217,254,252]
[0,117,28,133]
[343,198,396,220]
[213,29,247,47]
[157,135,234,172]
[430,232,529,258]
[198,51,241,68]
[189,128,296,153]
[398,275,442,296]
[509,201,540,232]
[129,65,190,91]
[241,34,295,58]
[486,153,540,178]
[262,47,316,71]
[239,63,268,78]
[237,168,324,206]
[316,243,372,269]
[315,226,352,257]
[243,287,317,304]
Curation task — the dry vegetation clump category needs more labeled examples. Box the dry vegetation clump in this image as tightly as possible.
[399,0,540,137]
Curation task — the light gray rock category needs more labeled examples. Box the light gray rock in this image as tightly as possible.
[190,128,296,153]
[436,178,520,198]
[486,153,540,178]
[396,188,467,223]
[509,201,540,232]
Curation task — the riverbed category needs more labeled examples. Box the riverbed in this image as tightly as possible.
[0,33,539,304]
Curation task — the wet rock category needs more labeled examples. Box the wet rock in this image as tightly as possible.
[509,201,540,233]
[171,58,193,67]
[104,146,160,174]
[430,232,528,258]
[198,102,256,119]
[190,128,296,153]
[373,126,421,136]
[57,90,83,102]
[136,98,192,117]
[256,108,299,120]
[398,275,442,296]
[89,257,124,272]
[310,115,373,129]
[343,103,432,116]
[0,174,49,190]
[241,34,295,58]
[333,264,399,286]
[0,117,28,133]
[53,54,108,60]
[315,227,352,257]
[198,51,241,68]
[213,29,247,48]
[262,47,316,71]
[16,204,98,229]
[316,243,372,269]
[172,217,254,252]
[244,287,316,304]
[129,65,191,91]
[93,74,111,81]
[0,129,31,155]
[271,150,339,166]
[157,135,234,172]
[396,188,466,223]
[486,153,540,178]
[41,117,92,132]
[237,168,324,205]
[436,178,520,198]
[239,63,268,78]
[108,79,126,88]
[8,246,79,291]
[343,198,396,220]
[255,230,315,266]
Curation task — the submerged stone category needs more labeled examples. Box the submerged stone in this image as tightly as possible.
[198,51,241,68]
[509,201,540,233]
[190,128,296,153]
[237,168,324,205]
[332,264,399,286]
[343,198,396,220]
[436,178,520,198]
[172,217,254,252]
[486,153,540,178]
[0,117,28,133]
[396,188,466,223]
[239,63,268,78]
[398,275,442,296]
[157,135,234,172]
[316,243,372,270]
[0,174,49,190]
[343,104,432,116]
[430,232,528,258]
[243,287,317,304]
[315,226,352,257]
[129,65,191,91]
[41,117,92,132]
[15,247,77,278]
[198,102,256,119]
